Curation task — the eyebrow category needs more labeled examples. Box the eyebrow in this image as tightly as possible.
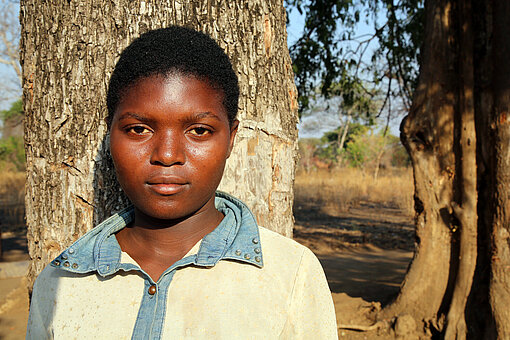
[117,112,154,124]
[190,112,223,122]
[117,111,224,123]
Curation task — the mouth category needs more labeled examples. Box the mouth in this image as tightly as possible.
[146,176,188,195]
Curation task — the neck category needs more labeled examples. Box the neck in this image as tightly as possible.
[117,198,224,258]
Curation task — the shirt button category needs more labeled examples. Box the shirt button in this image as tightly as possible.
[148,285,157,295]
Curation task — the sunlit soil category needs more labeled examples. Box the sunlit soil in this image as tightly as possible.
[293,167,416,339]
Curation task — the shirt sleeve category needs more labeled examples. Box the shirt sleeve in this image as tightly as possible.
[280,247,338,339]
[26,267,54,340]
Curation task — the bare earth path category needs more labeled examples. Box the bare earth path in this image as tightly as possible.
[0,231,29,340]
[0,202,414,339]
[294,201,415,339]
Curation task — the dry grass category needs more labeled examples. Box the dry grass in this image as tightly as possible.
[0,172,25,230]
[294,167,414,216]
[0,168,413,231]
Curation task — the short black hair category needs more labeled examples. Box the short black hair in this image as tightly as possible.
[106,26,239,126]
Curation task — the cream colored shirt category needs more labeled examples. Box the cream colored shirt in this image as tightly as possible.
[27,193,338,339]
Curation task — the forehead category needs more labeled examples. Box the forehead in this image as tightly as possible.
[115,73,228,122]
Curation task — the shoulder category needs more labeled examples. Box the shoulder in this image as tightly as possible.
[257,226,337,338]
[34,263,65,288]
[258,225,315,256]
[33,262,89,296]
[257,226,323,273]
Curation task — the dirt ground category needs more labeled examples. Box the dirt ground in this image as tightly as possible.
[293,200,415,339]
[0,201,414,339]
[0,230,30,340]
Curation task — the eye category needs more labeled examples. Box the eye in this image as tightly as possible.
[126,126,152,135]
[189,127,212,136]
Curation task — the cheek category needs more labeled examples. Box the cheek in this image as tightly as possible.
[185,145,229,189]
[187,143,229,169]
[110,135,147,178]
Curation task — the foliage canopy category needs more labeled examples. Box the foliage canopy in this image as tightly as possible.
[286,0,424,117]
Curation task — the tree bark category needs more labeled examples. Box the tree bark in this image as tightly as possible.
[337,111,351,152]
[381,0,456,326]
[21,0,298,289]
[489,1,510,338]
[444,1,477,338]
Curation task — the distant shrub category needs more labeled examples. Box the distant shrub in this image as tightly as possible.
[0,136,25,171]
[0,99,23,121]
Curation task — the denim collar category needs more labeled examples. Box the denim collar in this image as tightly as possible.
[51,192,264,277]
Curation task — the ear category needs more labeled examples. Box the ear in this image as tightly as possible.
[104,115,114,130]
[227,119,239,158]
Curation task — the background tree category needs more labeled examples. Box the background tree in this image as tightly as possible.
[299,80,380,166]
[286,0,423,117]
[289,0,510,338]
[21,0,298,289]
[0,99,24,174]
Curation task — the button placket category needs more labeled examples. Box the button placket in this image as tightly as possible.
[145,280,157,299]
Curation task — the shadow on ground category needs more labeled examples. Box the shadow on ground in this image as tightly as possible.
[0,231,29,263]
[294,200,415,251]
[319,250,412,304]
[294,199,415,305]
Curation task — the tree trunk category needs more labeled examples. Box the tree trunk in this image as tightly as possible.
[21,0,298,290]
[488,1,510,338]
[379,0,510,339]
[381,0,457,326]
[337,111,351,152]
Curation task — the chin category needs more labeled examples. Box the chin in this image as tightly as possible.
[138,205,190,222]
[135,196,212,222]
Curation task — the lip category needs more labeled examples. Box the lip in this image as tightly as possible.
[146,175,188,195]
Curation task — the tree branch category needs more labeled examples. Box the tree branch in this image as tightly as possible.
[338,321,386,332]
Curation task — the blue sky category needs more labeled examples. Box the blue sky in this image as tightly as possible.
[0,0,21,111]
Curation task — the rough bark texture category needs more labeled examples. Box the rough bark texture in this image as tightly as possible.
[381,0,510,339]
[489,1,510,338]
[382,0,456,325]
[444,1,477,338]
[21,0,298,289]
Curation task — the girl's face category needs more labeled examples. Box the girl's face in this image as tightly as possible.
[109,73,238,221]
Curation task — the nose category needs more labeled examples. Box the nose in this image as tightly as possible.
[150,131,185,166]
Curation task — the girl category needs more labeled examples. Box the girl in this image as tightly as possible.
[27,26,337,339]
